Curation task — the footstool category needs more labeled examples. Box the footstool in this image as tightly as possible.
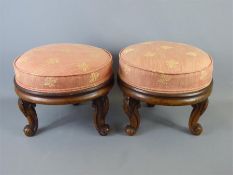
[13,44,113,136]
[118,41,213,136]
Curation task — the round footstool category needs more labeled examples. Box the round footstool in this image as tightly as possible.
[118,41,213,136]
[14,44,113,136]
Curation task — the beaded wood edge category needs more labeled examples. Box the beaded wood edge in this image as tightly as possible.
[15,75,114,137]
[117,75,213,136]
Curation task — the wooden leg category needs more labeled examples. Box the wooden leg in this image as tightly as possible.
[18,98,38,137]
[92,96,110,136]
[189,99,208,136]
[123,96,141,136]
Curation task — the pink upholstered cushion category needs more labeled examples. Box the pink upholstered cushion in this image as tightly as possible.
[119,41,213,94]
[14,44,113,93]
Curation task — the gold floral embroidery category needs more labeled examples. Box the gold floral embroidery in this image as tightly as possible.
[123,48,134,54]
[165,60,179,69]
[144,52,156,57]
[157,74,172,86]
[200,70,207,80]
[89,72,99,83]
[78,62,89,72]
[161,45,173,50]
[47,58,59,64]
[44,77,57,87]
[186,52,197,57]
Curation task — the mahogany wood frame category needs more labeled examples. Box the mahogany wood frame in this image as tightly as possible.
[117,76,213,136]
[14,75,114,137]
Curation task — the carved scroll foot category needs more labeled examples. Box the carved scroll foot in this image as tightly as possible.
[189,99,208,136]
[123,96,141,136]
[18,99,38,137]
[92,96,110,136]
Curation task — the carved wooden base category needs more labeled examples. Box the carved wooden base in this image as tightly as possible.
[15,76,114,137]
[118,76,212,136]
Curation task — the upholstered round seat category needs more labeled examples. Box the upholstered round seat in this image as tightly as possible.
[119,41,213,94]
[14,44,113,94]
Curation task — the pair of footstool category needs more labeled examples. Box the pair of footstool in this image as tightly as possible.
[13,41,213,137]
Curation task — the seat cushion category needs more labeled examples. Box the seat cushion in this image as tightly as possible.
[14,44,113,93]
[119,41,213,94]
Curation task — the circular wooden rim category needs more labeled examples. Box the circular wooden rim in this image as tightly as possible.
[117,75,213,106]
[15,75,114,105]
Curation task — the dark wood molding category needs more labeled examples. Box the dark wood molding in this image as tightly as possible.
[118,75,212,136]
[15,75,114,136]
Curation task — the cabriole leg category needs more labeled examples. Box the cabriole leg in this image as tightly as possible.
[92,96,110,136]
[18,98,38,137]
[189,99,208,136]
[123,96,141,136]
